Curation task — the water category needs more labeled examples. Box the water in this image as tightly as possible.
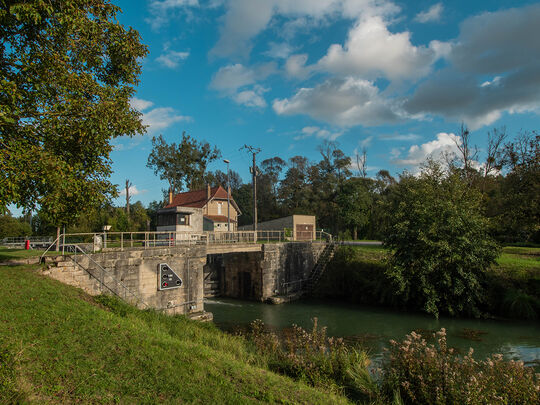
[205,298,540,368]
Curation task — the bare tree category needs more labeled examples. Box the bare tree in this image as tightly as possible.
[453,123,479,184]
[481,127,507,192]
[355,147,368,178]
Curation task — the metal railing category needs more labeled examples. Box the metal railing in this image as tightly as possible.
[40,230,333,258]
[1,236,54,248]
[65,244,148,309]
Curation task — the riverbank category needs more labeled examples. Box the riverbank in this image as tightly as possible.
[316,245,540,319]
[0,264,349,404]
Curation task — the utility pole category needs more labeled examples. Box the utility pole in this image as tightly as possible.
[240,145,261,236]
[223,159,231,232]
[125,179,132,216]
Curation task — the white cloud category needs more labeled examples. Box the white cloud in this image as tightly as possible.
[317,15,438,80]
[119,185,148,197]
[210,63,276,92]
[156,50,190,68]
[414,3,443,23]
[285,54,312,79]
[147,0,199,30]
[392,132,460,166]
[273,77,403,127]
[210,0,400,59]
[130,97,154,112]
[379,133,421,141]
[295,126,344,141]
[233,86,269,108]
[142,107,192,133]
[264,42,296,59]
[210,63,276,108]
[359,136,373,147]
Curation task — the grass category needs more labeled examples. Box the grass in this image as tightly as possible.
[0,264,349,404]
[494,246,540,280]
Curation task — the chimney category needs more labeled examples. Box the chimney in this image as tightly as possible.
[207,184,212,200]
[168,190,173,205]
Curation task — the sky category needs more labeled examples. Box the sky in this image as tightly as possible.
[11,0,540,214]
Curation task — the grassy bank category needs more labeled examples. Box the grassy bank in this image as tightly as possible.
[317,245,540,319]
[0,265,349,404]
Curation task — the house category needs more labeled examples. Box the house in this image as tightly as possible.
[238,215,316,240]
[156,185,241,235]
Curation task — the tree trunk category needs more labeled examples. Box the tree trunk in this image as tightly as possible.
[353,226,358,241]
[55,226,60,252]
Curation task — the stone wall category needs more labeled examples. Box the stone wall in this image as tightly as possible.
[220,242,326,301]
[43,246,206,315]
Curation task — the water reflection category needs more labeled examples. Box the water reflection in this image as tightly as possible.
[206,298,540,367]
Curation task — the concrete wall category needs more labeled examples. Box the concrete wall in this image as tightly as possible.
[43,246,206,316]
[220,242,326,301]
[238,215,316,240]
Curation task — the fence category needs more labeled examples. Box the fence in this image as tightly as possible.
[40,230,333,258]
[1,236,54,248]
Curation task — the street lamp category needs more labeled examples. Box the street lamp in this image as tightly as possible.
[223,159,231,232]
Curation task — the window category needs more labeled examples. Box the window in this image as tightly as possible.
[157,213,175,226]
[177,213,190,226]
[217,202,222,215]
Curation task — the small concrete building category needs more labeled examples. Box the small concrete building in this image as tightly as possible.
[239,215,316,240]
[157,185,241,235]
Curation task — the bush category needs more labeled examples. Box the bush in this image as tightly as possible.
[382,328,539,405]
[384,161,500,317]
[247,318,376,399]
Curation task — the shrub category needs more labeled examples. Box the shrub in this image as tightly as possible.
[247,318,377,399]
[384,161,500,317]
[382,328,540,405]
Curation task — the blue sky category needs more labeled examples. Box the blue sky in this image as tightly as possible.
[13,1,540,214]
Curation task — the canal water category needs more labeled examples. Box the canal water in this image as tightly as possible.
[205,298,540,368]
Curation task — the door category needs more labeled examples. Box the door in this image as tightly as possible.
[296,224,314,240]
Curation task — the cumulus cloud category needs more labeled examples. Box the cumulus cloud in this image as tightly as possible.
[138,105,192,133]
[317,15,438,80]
[285,54,312,79]
[414,3,443,23]
[295,126,344,141]
[210,0,400,59]
[119,185,148,196]
[233,86,269,108]
[264,42,296,59]
[156,50,190,68]
[405,4,540,129]
[273,77,404,127]
[392,132,460,166]
[130,97,154,111]
[147,0,199,30]
[210,63,276,108]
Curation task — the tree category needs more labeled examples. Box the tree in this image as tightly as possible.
[0,214,32,238]
[337,177,373,240]
[146,132,220,194]
[383,160,499,318]
[0,0,148,229]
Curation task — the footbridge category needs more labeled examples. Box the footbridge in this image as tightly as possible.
[40,230,335,318]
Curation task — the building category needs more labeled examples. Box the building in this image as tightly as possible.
[156,185,241,235]
[238,215,316,240]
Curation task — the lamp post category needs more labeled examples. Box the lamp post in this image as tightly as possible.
[224,159,231,232]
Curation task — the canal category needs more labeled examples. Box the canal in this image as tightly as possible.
[205,298,540,368]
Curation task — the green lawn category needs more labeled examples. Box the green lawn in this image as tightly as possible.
[495,246,540,279]
[0,265,349,404]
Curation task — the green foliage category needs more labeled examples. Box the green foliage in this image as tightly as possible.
[0,0,148,224]
[337,178,374,239]
[382,329,539,405]
[0,266,348,404]
[247,318,374,400]
[383,161,500,318]
[147,132,220,194]
[0,214,32,238]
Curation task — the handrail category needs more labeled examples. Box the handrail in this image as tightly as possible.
[67,244,148,309]
[40,234,64,262]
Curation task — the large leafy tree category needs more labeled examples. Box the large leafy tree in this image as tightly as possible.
[146,132,220,194]
[383,160,499,318]
[0,0,147,230]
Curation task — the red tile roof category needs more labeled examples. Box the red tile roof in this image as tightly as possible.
[164,185,234,209]
[204,215,237,223]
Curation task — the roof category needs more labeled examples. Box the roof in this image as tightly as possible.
[163,185,240,213]
[204,215,237,223]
